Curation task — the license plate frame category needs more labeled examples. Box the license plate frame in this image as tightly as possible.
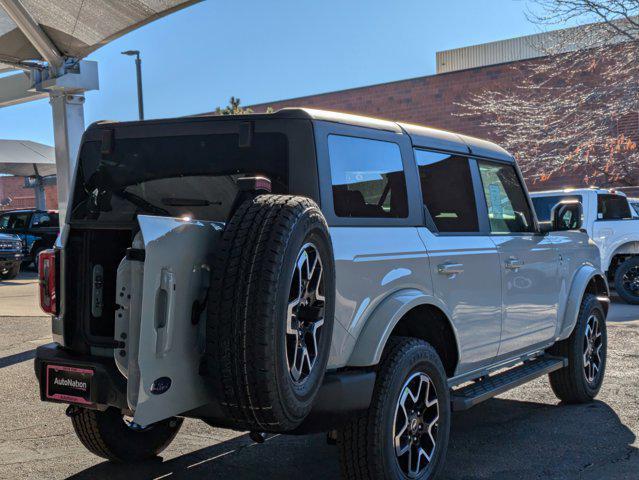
[44,364,94,406]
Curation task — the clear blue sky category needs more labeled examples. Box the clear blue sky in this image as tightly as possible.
[1,0,546,146]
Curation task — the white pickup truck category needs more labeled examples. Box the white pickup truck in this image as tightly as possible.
[532,188,639,303]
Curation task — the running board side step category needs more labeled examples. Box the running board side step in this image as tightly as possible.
[451,355,568,411]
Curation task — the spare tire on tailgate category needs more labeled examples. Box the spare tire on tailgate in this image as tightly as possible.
[206,195,335,432]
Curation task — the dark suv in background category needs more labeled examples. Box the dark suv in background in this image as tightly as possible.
[0,209,59,268]
[0,233,22,279]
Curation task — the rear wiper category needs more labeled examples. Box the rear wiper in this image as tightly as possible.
[161,198,222,207]
[115,190,170,216]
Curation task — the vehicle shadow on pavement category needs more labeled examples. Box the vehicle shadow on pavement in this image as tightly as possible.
[0,348,35,368]
[0,279,29,286]
[606,296,639,324]
[67,431,339,480]
[1,270,38,284]
[443,397,637,479]
[67,396,636,480]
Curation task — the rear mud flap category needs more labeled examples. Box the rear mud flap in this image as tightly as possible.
[115,215,223,426]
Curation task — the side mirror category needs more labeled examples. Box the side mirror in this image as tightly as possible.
[550,200,583,231]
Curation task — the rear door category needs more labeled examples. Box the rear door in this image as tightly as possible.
[476,160,560,356]
[415,150,503,374]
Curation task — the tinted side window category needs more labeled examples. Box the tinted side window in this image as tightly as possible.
[531,195,582,222]
[597,194,632,220]
[31,212,50,227]
[0,214,8,229]
[415,150,479,232]
[31,212,59,227]
[6,213,29,229]
[328,135,408,218]
[478,161,534,233]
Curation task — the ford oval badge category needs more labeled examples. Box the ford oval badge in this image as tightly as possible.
[150,377,171,395]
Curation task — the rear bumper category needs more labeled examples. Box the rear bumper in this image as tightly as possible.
[35,343,376,433]
[34,342,127,410]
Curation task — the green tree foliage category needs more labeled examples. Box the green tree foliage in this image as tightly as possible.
[215,96,274,115]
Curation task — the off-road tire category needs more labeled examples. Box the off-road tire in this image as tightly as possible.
[70,407,183,463]
[548,294,607,403]
[0,263,19,280]
[206,195,335,432]
[614,256,639,304]
[338,337,450,480]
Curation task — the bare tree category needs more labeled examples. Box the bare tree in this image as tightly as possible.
[458,1,639,187]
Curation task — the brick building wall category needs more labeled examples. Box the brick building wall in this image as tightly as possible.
[249,59,638,192]
[251,63,520,138]
[0,175,58,211]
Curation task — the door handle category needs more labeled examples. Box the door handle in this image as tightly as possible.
[438,262,464,275]
[505,258,524,270]
[155,268,176,357]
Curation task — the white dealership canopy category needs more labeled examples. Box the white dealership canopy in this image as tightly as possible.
[0,1,198,68]
[0,138,56,209]
[0,139,55,176]
[0,0,201,217]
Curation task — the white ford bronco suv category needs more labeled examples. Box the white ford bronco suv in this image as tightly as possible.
[35,109,609,479]
[532,188,639,304]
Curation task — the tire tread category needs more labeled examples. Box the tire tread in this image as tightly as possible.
[548,293,606,403]
[71,408,182,463]
[338,337,449,479]
[206,194,332,432]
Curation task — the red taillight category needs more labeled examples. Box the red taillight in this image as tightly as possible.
[39,249,58,315]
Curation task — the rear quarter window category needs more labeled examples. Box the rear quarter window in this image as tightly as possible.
[328,135,408,218]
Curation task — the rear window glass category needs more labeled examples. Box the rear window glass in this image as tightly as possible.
[532,195,582,222]
[597,194,632,220]
[328,135,408,218]
[71,133,288,223]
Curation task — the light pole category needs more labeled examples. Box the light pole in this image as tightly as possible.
[121,50,144,120]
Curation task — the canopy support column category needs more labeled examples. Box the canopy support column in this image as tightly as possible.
[49,93,85,220]
[31,164,46,210]
[28,60,98,221]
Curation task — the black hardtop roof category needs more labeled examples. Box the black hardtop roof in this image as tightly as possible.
[88,108,513,162]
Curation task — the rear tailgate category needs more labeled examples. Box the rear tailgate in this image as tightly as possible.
[116,215,222,426]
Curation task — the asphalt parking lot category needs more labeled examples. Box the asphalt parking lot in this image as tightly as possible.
[0,272,637,480]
